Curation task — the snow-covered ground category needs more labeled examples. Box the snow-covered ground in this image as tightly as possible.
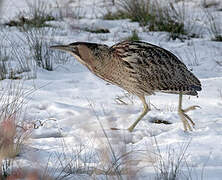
[0,0,222,179]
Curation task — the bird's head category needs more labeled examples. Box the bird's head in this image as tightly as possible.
[50,42,109,71]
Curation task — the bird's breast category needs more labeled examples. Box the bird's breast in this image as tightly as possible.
[93,59,143,95]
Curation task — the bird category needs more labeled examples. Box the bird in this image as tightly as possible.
[50,40,201,132]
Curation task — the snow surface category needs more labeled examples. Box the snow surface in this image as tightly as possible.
[0,0,222,179]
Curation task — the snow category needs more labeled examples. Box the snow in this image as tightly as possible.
[0,0,222,179]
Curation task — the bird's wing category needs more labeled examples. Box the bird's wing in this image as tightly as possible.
[110,41,201,94]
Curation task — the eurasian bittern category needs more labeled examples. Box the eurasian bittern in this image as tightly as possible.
[51,40,201,132]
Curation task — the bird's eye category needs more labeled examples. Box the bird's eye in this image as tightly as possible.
[72,47,80,57]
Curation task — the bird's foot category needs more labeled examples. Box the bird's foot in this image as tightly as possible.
[178,105,200,131]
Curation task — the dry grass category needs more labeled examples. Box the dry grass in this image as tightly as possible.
[0,81,34,178]
[55,0,85,20]
[52,143,95,179]
[3,168,55,180]
[103,0,152,26]
[1,30,35,80]
[202,0,220,9]
[23,28,53,71]
[0,44,8,80]
[118,0,151,26]
[163,104,177,113]
[0,25,72,80]
[115,91,135,105]
[126,30,140,41]
[0,94,202,179]
[184,44,200,66]
[87,102,142,179]
[5,0,55,29]
[149,1,196,40]
[103,0,198,40]
[0,26,37,80]
[204,9,222,41]
[152,137,192,180]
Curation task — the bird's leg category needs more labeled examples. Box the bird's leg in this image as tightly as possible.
[128,96,150,132]
[178,92,200,131]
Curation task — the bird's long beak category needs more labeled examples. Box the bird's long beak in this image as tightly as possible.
[50,45,73,52]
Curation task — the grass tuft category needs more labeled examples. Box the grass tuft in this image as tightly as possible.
[5,15,55,29]
[5,0,55,29]
[23,28,53,71]
[205,9,222,41]
[202,0,220,8]
[0,81,33,178]
[0,45,9,80]
[152,137,193,180]
[103,10,128,20]
[103,0,196,40]
[126,30,140,41]
[103,0,151,26]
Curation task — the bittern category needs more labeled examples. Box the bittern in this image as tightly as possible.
[51,40,201,132]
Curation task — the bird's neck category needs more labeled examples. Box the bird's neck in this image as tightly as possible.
[92,56,121,86]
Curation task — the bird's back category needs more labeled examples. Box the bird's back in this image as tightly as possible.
[109,40,201,96]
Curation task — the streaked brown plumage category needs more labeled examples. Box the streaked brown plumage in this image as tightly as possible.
[51,40,201,132]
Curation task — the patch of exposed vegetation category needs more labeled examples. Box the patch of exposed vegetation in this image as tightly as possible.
[84,28,110,33]
[23,29,53,71]
[103,0,195,40]
[205,9,222,41]
[5,15,55,28]
[103,10,129,20]
[104,0,151,26]
[0,82,33,179]
[126,30,140,41]
[0,46,9,80]
[5,0,55,29]
[202,0,220,8]
[212,35,222,41]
